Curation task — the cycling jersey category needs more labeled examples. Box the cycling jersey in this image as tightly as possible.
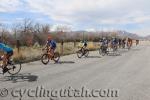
[47,40,57,49]
[102,39,108,46]
[0,43,13,54]
[112,38,118,45]
[83,41,87,47]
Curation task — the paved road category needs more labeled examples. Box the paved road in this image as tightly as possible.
[0,44,150,100]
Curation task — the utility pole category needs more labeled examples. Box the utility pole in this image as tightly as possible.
[83,32,85,41]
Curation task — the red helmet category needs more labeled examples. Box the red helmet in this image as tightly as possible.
[48,35,52,40]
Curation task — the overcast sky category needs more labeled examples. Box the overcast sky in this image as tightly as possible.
[0,0,150,36]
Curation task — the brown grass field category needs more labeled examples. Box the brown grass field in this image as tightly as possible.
[12,42,100,63]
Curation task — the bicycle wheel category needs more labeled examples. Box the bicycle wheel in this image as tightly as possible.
[128,44,131,50]
[53,52,60,63]
[115,45,120,55]
[7,63,21,75]
[127,43,131,50]
[128,46,131,50]
[122,44,125,49]
[99,47,106,56]
[77,50,83,58]
[84,49,89,57]
[41,54,49,65]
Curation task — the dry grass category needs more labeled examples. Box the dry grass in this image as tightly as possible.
[13,42,99,63]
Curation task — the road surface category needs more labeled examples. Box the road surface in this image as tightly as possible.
[0,44,150,100]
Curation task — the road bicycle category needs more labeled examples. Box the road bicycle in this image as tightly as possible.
[41,48,60,65]
[127,42,132,50]
[99,45,108,56]
[76,47,89,58]
[112,44,118,53]
[1,57,22,75]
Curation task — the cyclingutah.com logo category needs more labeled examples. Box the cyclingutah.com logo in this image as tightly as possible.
[0,86,119,100]
[0,88,8,97]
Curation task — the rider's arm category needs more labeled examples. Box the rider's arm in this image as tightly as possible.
[43,41,49,50]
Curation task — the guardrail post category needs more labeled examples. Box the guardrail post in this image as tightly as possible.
[61,40,64,55]
[16,40,20,53]
[74,40,76,47]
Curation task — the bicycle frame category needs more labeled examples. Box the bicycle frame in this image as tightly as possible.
[43,48,55,60]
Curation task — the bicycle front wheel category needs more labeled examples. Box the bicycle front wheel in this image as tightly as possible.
[7,63,21,75]
[77,50,83,58]
[41,54,50,65]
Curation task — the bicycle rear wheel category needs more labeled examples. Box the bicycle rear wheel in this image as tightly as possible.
[99,47,106,56]
[53,52,60,63]
[7,63,21,75]
[84,49,89,57]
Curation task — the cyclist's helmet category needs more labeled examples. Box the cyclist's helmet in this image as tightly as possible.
[103,37,106,40]
[81,40,86,43]
[112,37,115,41]
[48,35,52,41]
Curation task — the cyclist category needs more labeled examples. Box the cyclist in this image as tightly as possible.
[79,40,88,52]
[136,40,139,46]
[127,38,133,49]
[111,37,118,47]
[118,38,122,48]
[122,38,126,48]
[101,37,108,47]
[100,37,108,53]
[110,37,119,52]
[78,40,88,52]
[82,40,88,49]
[0,43,13,74]
[43,36,57,58]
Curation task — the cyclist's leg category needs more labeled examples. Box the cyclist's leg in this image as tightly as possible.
[50,47,57,60]
[82,46,86,54]
[81,46,85,53]
[83,45,87,51]
[5,51,13,64]
[2,54,8,68]
[1,50,13,74]
[104,45,108,53]
[127,42,129,48]
[2,53,9,74]
[50,47,55,57]
[0,55,4,67]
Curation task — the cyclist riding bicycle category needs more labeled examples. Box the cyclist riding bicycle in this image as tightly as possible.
[111,37,118,50]
[122,38,126,48]
[78,40,88,53]
[100,37,108,53]
[136,40,139,46]
[82,40,87,48]
[101,37,108,47]
[127,38,133,49]
[118,39,122,48]
[79,40,87,49]
[0,43,13,74]
[43,36,57,58]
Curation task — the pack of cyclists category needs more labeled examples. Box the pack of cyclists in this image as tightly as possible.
[0,35,138,75]
[99,37,135,52]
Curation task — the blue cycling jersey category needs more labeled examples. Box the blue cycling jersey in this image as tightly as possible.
[0,43,13,53]
[47,40,57,48]
[102,39,108,46]
[112,39,118,45]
